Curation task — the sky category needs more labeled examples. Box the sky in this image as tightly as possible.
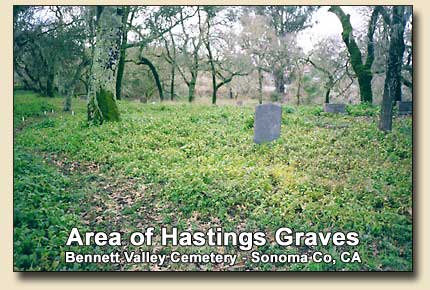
[297,6,366,53]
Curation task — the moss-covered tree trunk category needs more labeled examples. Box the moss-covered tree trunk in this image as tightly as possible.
[87,6,122,124]
[356,73,373,103]
[329,6,381,104]
[379,6,408,132]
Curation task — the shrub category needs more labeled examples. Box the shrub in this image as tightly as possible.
[346,103,379,116]
[270,92,282,102]
[283,105,295,114]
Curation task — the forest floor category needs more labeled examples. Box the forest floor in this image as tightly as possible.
[13,90,412,271]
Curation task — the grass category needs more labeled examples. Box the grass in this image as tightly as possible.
[13,90,412,271]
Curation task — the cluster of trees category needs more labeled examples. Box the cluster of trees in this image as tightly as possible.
[13,5,412,132]
[329,6,412,131]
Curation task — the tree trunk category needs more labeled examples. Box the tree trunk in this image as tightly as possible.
[115,7,130,100]
[394,78,402,102]
[80,77,89,95]
[402,77,412,93]
[170,63,175,101]
[258,67,263,104]
[357,72,373,103]
[274,69,285,94]
[325,88,330,104]
[329,6,381,104]
[38,79,44,94]
[64,59,88,112]
[115,44,126,100]
[15,67,33,91]
[203,11,218,105]
[87,6,122,124]
[188,75,197,103]
[379,6,408,132]
[167,28,177,101]
[296,77,301,105]
[64,90,73,112]
[212,85,218,105]
[206,39,217,105]
[139,56,164,102]
[46,70,55,97]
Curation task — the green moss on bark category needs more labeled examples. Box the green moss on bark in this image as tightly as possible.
[97,88,120,122]
[329,5,376,104]
[87,88,120,124]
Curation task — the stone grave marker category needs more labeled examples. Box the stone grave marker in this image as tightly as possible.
[397,101,412,115]
[253,103,282,144]
[323,103,346,113]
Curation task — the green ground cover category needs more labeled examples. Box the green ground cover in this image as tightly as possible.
[13,91,412,271]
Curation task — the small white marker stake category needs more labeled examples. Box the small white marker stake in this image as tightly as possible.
[72,111,75,116]
[44,111,47,115]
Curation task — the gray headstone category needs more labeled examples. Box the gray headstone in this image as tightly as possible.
[398,101,412,115]
[323,103,346,113]
[253,103,282,144]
